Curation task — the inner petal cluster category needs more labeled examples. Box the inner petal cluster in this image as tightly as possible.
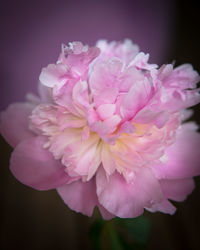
[29,99,180,183]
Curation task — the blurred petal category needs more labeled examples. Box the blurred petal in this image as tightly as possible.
[0,103,35,147]
[160,178,195,202]
[10,136,70,190]
[153,124,200,179]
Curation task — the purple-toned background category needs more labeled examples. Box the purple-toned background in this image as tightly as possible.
[1,1,200,250]
[0,0,175,110]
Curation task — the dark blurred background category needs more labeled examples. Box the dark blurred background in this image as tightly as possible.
[0,0,200,249]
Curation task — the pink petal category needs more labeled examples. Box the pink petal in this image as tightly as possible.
[98,205,115,220]
[160,88,200,112]
[90,58,123,91]
[153,124,200,179]
[119,66,144,92]
[120,78,153,120]
[129,52,158,70]
[101,144,116,175]
[59,42,100,78]
[38,83,53,103]
[10,136,71,190]
[180,109,194,122]
[104,115,121,133]
[158,64,173,81]
[97,104,116,120]
[57,178,97,217]
[0,103,35,147]
[57,176,114,219]
[93,87,119,107]
[53,79,82,116]
[96,39,139,65]
[133,109,169,128]
[163,64,200,89]
[72,81,90,110]
[160,178,195,202]
[96,167,162,218]
[39,63,68,88]
[146,199,176,215]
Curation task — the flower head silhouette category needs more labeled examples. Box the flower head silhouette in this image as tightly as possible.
[1,40,200,219]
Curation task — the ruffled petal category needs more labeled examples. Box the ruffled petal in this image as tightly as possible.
[10,136,71,190]
[39,63,69,88]
[163,64,200,89]
[96,167,163,218]
[0,103,35,147]
[120,78,153,120]
[89,58,122,105]
[96,39,139,65]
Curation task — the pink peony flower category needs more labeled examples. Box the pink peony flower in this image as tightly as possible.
[1,40,200,219]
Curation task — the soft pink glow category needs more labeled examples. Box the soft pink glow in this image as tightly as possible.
[1,40,200,219]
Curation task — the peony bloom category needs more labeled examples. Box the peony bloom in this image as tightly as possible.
[1,39,200,219]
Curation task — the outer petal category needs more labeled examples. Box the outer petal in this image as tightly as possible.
[10,136,71,190]
[129,52,158,70]
[38,83,53,103]
[153,124,200,179]
[0,103,35,147]
[160,88,200,112]
[57,177,114,219]
[96,167,163,218]
[146,178,195,214]
[163,64,200,89]
[146,199,176,215]
[57,178,97,217]
[98,205,115,220]
[160,178,195,202]
[59,42,100,78]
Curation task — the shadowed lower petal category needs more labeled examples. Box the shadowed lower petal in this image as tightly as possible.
[160,178,195,202]
[96,167,163,218]
[57,178,97,217]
